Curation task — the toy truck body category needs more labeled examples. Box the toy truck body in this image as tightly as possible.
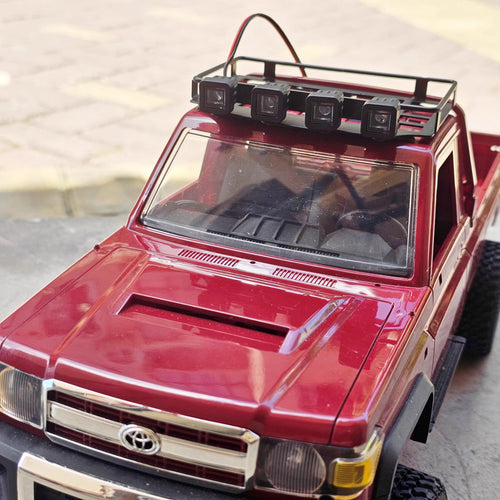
[0,17,499,500]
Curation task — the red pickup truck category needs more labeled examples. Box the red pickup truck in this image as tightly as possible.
[0,14,499,500]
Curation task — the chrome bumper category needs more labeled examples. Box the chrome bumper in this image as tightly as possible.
[0,420,240,500]
[18,453,170,500]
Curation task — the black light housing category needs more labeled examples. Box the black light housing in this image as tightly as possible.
[199,76,238,115]
[361,97,401,139]
[251,83,290,123]
[305,90,344,131]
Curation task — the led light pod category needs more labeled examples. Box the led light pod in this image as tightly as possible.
[251,83,290,123]
[305,90,343,131]
[199,76,238,115]
[361,97,401,139]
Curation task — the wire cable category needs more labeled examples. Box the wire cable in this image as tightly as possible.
[223,13,306,77]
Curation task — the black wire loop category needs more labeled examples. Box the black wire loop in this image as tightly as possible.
[223,13,306,77]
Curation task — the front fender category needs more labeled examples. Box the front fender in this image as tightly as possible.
[372,373,434,500]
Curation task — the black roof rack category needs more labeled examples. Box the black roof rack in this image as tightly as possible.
[192,56,457,139]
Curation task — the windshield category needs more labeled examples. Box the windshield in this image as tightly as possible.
[142,131,417,277]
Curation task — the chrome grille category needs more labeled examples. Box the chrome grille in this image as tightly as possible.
[44,381,259,491]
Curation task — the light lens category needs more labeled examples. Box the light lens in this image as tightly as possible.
[251,83,290,123]
[206,88,225,107]
[305,90,343,131]
[315,105,333,119]
[0,365,43,427]
[369,110,391,130]
[264,441,326,494]
[199,76,237,115]
[259,94,279,115]
[331,429,384,490]
[361,97,401,139]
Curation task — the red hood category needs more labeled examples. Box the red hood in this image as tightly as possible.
[1,247,393,443]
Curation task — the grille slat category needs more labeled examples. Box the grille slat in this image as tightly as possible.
[48,423,245,486]
[45,388,258,490]
[49,391,247,452]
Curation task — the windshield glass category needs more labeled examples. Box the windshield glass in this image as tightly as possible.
[142,131,417,277]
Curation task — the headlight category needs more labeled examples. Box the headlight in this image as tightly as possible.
[255,429,384,498]
[265,441,326,494]
[0,364,43,428]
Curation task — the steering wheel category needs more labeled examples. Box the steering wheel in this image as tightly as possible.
[336,210,408,248]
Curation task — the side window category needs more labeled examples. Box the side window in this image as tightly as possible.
[433,150,458,259]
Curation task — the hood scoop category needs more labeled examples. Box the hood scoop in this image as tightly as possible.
[119,294,347,355]
[120,294,289,347]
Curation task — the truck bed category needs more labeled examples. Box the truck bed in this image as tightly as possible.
[471,131,500,185]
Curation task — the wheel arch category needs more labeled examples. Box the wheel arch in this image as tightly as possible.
[372,373,434,500]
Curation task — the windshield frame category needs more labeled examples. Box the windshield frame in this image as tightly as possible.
[141,130,419,277]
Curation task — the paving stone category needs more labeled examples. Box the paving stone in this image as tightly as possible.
[82,122,166,165]
[0,97,51,125]
[361,0,500,63]
[15,61,115,87]
[63,81,171,112]
[30,102,137,134]
[0,123,116,162]
[115,105,190,137]
[41,24,116,42]
[0,149,64,186]
[101,65,178,91]
[0,138,14,152]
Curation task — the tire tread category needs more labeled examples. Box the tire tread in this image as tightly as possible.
[457,240,500,357]
[390,464,447,499]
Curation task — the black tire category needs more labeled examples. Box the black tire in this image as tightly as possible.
[390,464,447,500]
[457,239,500,357]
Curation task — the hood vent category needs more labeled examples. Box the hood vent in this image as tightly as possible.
[177,250,337,290]
[120,295,289,338]
[178,249,239,268]
[273,268,337,288]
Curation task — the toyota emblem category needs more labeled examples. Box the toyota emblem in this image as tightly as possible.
[118,424,161,455]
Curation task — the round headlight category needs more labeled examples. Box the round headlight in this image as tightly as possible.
[264,441,326,494]
[0,366,43,427]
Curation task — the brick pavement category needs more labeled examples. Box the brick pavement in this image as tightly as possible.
[0,0,499,218]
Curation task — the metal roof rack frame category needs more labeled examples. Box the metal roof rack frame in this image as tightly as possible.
[192,56,457,139]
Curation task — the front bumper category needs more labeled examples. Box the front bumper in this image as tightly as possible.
[0,421,242,500]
